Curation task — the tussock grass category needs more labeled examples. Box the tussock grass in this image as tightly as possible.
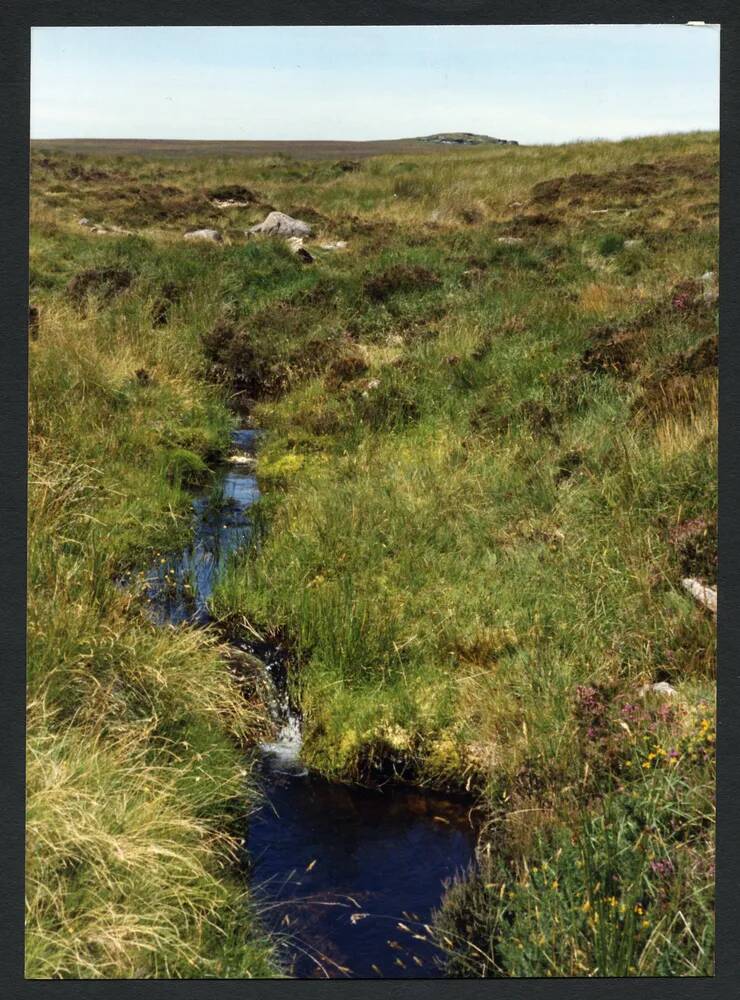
[28,208,277,976]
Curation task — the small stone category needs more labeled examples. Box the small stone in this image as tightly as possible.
[78,217,91,227]
[212,198,251,208]
[184,228,223,242]
[624,239,643,249]
[248,211,312,238]
[496,236,524,245]
[638,681,678,698]
[319,240,348,251]
[700,271,719,304]
[285,236,317,260]
[682,577,717,613]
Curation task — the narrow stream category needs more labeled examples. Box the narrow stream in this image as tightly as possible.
[143,427,477,978]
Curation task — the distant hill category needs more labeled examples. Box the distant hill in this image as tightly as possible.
[30,135,519,160]
[417,132,519,146]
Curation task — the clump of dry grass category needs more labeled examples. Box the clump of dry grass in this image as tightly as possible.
[26,705,273,979]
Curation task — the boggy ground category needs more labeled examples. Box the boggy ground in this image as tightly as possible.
[28,130,716,977]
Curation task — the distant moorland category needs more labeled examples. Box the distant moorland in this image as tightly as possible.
[30,136,500,160]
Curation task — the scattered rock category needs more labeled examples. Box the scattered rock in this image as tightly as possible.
[418,132,518,146]
[184,228,223,242]
[285,237,315,263]
[639,681,678,698]
[700,270,719,304]
[624,238,643,249]
[226,452,256,467]
[248,211,313,238]
[682,577,717,614]
[319,240,348,251]
[496,236,524,245]
[77,217,132,236]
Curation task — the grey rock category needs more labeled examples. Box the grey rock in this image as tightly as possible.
[639,681,678,698]
[285,236,315,263]
[212,198,252,208]
[496,236,524,245]
[184,228,222,242]
[682,576,717,613]
[248,211,312,238]
[700,270,719,304]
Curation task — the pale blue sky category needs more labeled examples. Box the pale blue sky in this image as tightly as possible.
[30,25,720,144]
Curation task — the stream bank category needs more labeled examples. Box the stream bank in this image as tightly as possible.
[145,425,477,978]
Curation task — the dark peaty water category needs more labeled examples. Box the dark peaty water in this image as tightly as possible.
[249,758,476,978]
[142,428,477,979]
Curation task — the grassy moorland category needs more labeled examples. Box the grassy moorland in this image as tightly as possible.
[29,131,717,977]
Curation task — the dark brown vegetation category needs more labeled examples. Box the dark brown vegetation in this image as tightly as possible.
[531,154,717,207]
[67,266,134,309]
[363,263,441,301]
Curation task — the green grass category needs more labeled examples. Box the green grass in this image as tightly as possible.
[29,130,716,977]
[28,202,278,976]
